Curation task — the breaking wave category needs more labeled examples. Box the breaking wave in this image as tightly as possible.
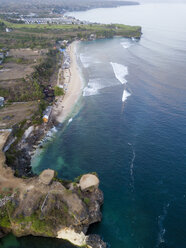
[68,118,73,124]
[46,126,58,138]
[157,203,170,247]
[110,62,128,84]
[80,54,100,68]
[83,78,104,96]
[83,76,117,97]
[121,41,133,49]
[80,54,91,68]
[122,89,131,103]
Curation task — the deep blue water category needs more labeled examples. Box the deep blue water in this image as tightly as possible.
[2,3,186,248]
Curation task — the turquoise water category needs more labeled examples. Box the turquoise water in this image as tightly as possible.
[2,3,186,248]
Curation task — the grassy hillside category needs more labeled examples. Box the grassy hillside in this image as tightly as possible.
[0,19,141,40]
[0,0,139,15]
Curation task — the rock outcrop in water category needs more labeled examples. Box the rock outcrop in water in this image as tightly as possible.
[0,162,105,248]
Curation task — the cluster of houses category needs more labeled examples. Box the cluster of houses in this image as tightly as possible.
[20,16,89,25]
[0,49,7,107]
[56,40,70,69]
[62,50,71,69]
[58,41,71,70]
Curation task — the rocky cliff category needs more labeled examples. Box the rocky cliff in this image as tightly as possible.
[0,163,106,247]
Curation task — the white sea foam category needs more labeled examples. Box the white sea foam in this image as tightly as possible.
[128,143,136,190]
[157,203,170,247]
[45,127,57,140]
[121,42,132,49]
[110,62,128,84]
[80,54,91,68]
[80,54,100,68]
[83,78,106,97]
[130,147,136,179]
[51,126,58,133]
[68,118,73,123]
[36,126,58,147]
[122,89,131,102]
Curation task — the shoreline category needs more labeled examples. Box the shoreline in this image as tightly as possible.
[52,41,83,124]
[31,41,83,171]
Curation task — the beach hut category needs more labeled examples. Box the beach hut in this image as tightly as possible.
[42,106,52,123]
[43,114,49,123]
[0,97,4,107]
[59,48,65,53]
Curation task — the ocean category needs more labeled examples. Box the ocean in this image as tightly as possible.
[1,2,186,248]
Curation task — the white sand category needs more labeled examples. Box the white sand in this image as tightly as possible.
[57,228,88,247]
[52,41,83,123]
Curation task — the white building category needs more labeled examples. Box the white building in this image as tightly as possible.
[43,106,52,123]
[5,28,12,33]
[0,97,5,107]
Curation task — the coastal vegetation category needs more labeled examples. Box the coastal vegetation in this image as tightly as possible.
[0,0,139,15]
[54,86,64,96]
[0,20,141,50]
[1,19,141,34]
[0,45,60,173]
[0,47,59,125]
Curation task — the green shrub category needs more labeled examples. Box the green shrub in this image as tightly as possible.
[0,87,9,97]
[83,197,90,205]
[54,86,64,97]
[0,215,11,228]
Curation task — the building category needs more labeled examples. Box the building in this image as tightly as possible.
[5,28,12,33]
[89,34,96,40]
[42,106,52,123]
[58,40,69,47]
[0,53,4,59]
[0,97,4,107]
[0,53,4,64]
[62,61,70,69]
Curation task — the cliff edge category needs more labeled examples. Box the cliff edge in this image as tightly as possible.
[0,132,106,248]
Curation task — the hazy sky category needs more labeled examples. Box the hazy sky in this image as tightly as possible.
[1,0,186,5]
[137,0,186,2]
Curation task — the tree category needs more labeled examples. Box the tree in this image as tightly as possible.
[54,86,64,96]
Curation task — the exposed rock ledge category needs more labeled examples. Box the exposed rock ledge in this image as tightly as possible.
[0,132,106,248]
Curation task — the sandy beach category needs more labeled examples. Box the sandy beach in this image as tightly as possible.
[52,41,83,124]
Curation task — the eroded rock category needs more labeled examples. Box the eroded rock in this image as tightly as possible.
[80,174,99,191]
[0,173,105,247]
[39,169,55,185]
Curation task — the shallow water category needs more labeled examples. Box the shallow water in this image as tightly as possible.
[2,2,186,248]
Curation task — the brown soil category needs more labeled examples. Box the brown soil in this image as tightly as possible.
[0,101,38,128]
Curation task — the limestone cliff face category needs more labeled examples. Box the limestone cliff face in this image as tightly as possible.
[4,123,47,177]
[0,170,106,248]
